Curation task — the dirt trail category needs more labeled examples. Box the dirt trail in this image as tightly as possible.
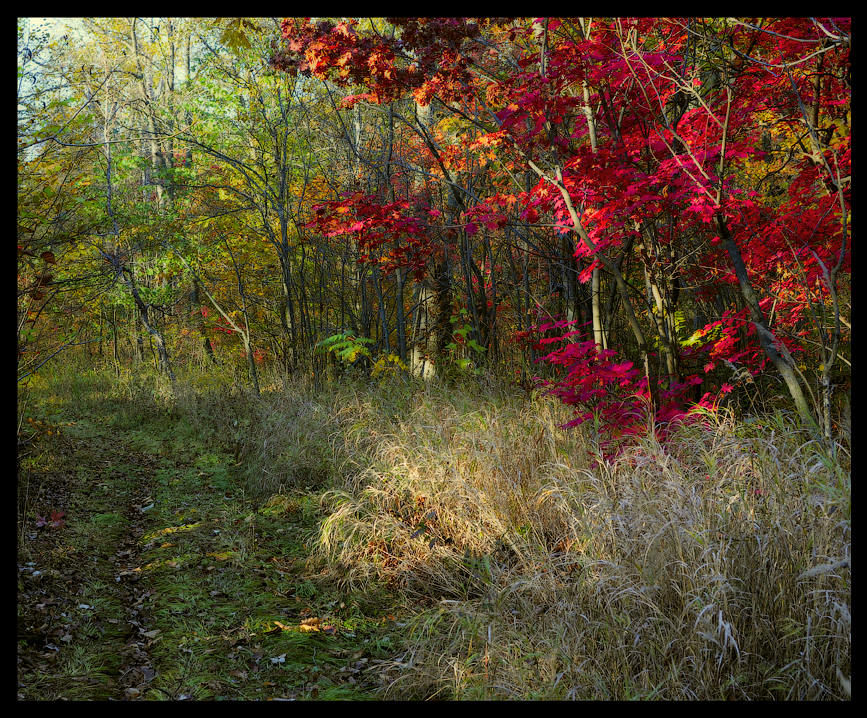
[18,396,402,701]
[18,418,162,699]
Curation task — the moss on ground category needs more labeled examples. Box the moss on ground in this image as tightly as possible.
[17,373,404,701]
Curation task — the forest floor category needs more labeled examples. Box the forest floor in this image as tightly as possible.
[17,363,851,700]
[16,378,404,701]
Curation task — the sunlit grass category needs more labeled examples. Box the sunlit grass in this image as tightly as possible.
[234,374,848,700]
[19,358,850,700]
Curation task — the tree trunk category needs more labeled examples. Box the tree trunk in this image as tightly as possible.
[373,263,390,354]
[581,71,605,352]
[121,268,176,383]
[111,305,120,375]
[243,337,260,396]
[541,164,658,414]
[644,264,678,388]
[132,306,144,363]
[191,279,218,365]
[396,268,408,363]
[279,253,299,370]
[430,255,453,378]
[716,214,817,431]
[591,265,604,350]
[97,303,104,357]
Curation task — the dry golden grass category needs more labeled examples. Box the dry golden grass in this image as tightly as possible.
[287,378,850,700]
[121,364,849,700]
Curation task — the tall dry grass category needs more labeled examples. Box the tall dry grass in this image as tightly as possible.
[37,358,848,700]
[294,378,850,700]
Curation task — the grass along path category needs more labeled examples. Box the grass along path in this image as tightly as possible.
[18,365,851,700]
[17,378,404,701]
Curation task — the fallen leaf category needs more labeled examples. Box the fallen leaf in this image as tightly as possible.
[132,591,154,607]
[141,629,160,639]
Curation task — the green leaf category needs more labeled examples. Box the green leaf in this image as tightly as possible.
[219,19,252,52]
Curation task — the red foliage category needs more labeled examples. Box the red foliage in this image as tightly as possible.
[307,192,434,277]
[273,17,850,453]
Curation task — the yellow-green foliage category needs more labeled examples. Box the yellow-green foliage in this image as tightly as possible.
[315,333,374,365]
[371,353,408,383]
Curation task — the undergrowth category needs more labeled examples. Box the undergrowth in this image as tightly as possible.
[303,378,850,700]
[19,357,851,700]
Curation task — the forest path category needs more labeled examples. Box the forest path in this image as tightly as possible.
[17,383,401,701]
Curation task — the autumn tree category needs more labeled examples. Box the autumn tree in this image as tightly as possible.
[270,16,850,441]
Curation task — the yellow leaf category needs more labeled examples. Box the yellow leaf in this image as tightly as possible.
[205,551,234,561]
[299,616,321,632]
